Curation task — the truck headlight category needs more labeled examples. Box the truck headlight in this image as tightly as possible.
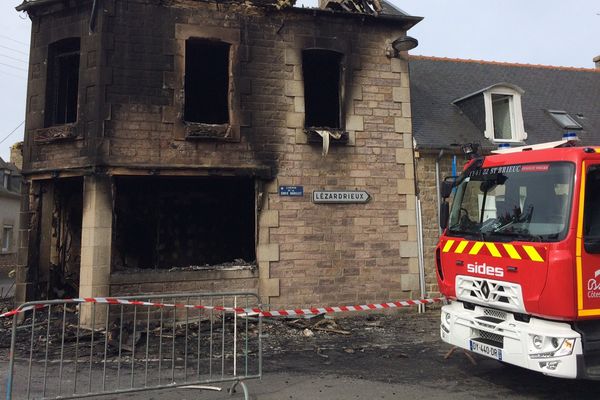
[440,311,451,334]
[532,335,543,350]
[444,311,451,324]
[530,338,576,359]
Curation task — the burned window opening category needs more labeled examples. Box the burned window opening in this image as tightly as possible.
[45,38,80,127]
[113,176,256,271]
[184,39,230,125]
[49,178,83,300]
[303,49,343,130]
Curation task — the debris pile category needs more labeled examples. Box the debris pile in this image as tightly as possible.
[113,259,257,273]
[259,311,439,362]
[1,304,441,368]
[321,0,383,15]
[0,306,260,363]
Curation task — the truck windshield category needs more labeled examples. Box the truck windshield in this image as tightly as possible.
[448,162,574,242]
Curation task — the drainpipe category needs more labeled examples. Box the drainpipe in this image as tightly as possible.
[416,196,426,312]
[89,0,100,34]
[413,143,427,312]
[435,149,444,234]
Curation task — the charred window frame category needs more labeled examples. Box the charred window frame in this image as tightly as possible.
[184,38,232,137]
[302,49,344,131]
[45,38,80,127]
[113,176,256,270]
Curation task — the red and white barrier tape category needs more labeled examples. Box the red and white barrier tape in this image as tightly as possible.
[256,298,443,317]
[0,296,444,319]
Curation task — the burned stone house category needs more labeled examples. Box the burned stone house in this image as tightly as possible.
[14,0,423,308]
[409,56,600,296]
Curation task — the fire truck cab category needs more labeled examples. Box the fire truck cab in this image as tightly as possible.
[437,143,600,379]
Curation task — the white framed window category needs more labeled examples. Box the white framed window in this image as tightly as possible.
[2,225,13,253]
[483,85,527,143]
[2,171,9,189]
[491,94,514,140]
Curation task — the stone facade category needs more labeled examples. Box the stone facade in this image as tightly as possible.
[414,152,457,297]
[17,0,420,308]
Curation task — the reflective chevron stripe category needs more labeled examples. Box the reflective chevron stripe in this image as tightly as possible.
[441,239,546,262]
[522,245,544,262]
[442,240,455,253]
[503,244,522,260]
[468,241,485,255]
[455,241,469,254]
[485,242,502,258]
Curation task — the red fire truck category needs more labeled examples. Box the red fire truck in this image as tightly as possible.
[437,140,600,379]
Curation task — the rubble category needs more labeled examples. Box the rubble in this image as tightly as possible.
[302,328,314,337]
[321,0,383,15]
[168,259,257,272]
[0,303,442,371]
[0,306,257,362]
[259,311,440,359]
[113,259,257,274]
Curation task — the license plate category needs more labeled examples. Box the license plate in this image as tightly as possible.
[469,340,502,361]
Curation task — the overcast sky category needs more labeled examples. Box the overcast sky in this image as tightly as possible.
[0,0,599,162]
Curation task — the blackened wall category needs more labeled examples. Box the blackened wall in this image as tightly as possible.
[22,0,420,307]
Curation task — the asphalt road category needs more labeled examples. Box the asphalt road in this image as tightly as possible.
[2,311,600,399]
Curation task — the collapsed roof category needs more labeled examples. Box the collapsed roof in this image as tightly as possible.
[320,0,410,16]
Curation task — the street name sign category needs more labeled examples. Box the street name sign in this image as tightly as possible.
[312,190,371,204]
[279,185,304,196]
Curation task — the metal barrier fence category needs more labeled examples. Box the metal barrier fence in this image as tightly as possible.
[4,292,262,400]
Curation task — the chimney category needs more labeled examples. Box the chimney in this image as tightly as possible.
[10,142,23,171]
[595,55,600,69]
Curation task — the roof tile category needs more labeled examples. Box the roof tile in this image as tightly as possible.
[409,56,600,149]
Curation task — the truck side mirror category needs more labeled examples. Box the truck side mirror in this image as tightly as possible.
[440,178,456,199]
[440,201,450,230]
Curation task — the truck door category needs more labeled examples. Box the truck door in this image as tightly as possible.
[578,162,600,316]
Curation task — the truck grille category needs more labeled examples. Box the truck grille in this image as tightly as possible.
[456,276,525,313]
[474,329,504,348]
[483,308,507,320]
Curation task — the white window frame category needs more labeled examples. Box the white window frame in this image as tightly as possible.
[2,171,9,189]
[483,86,527,143]
[2,225,13,253]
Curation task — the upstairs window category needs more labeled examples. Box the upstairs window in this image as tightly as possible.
[482,85,527,143]
[184,39,230,124]
[45,38,80,127]
[548,110,582,130]
[491,94,514,140]
[2,171,9,190]
[2,225,13,253]
[302,49,343,129]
